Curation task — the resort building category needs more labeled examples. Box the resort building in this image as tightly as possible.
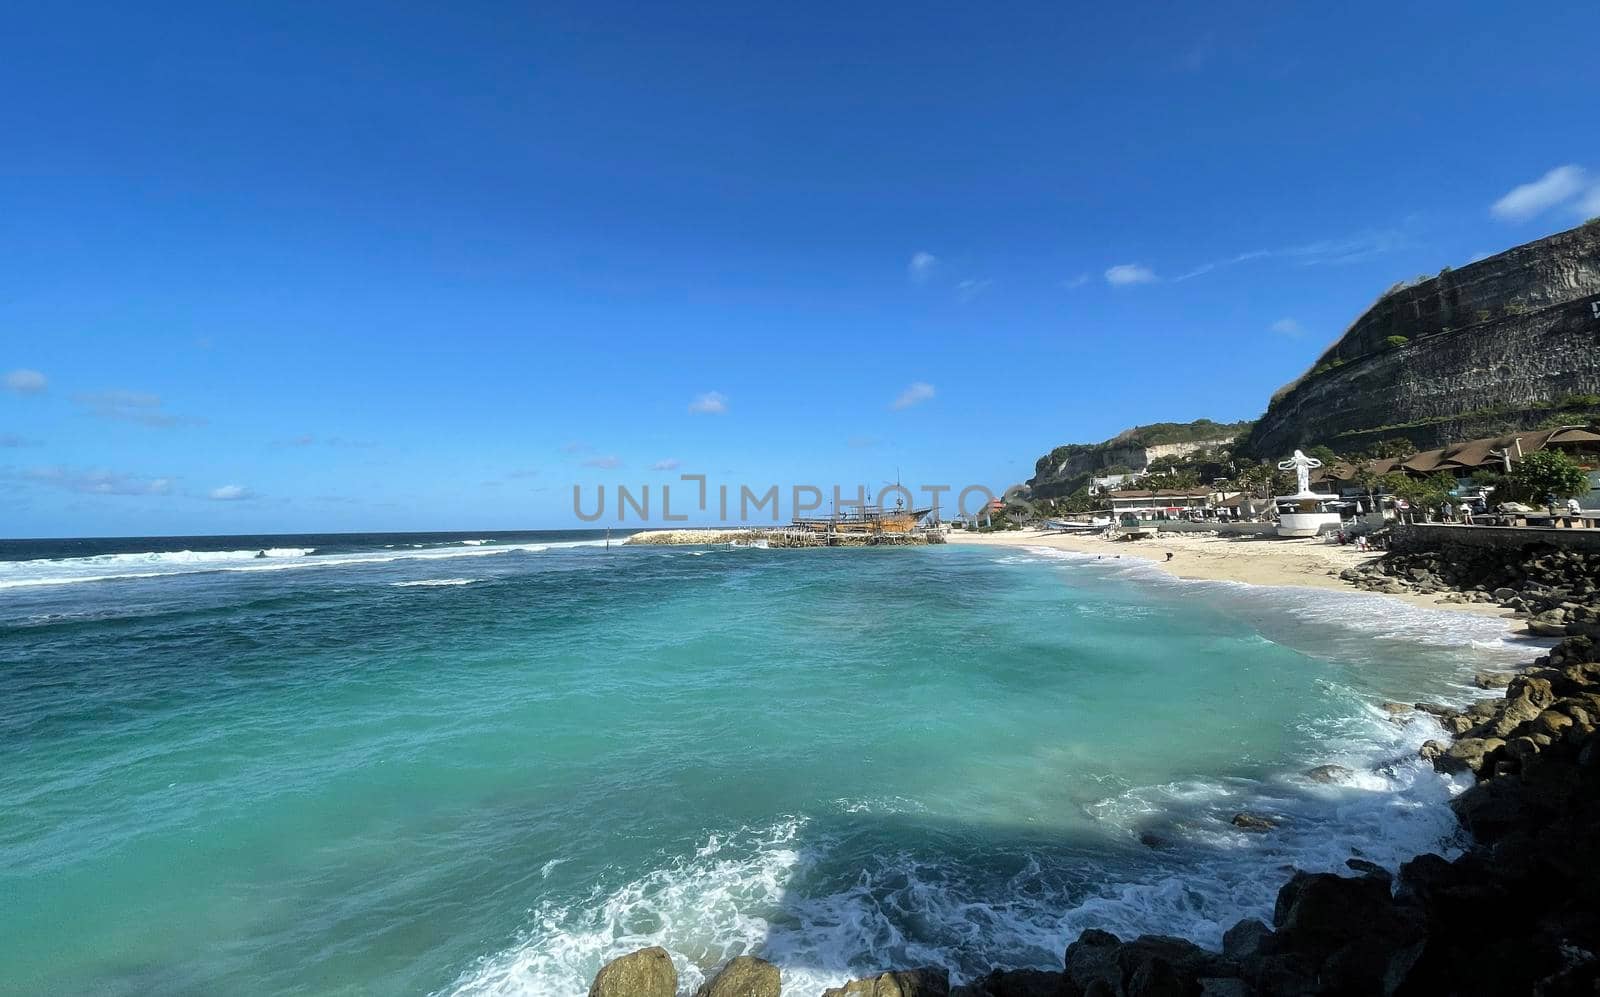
[1313,426,1600,499]
[1105,488,1212,517]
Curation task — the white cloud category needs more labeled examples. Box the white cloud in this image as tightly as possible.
[582,455,622,469]
[1490,165,1587,221]
[955,278,993,302]
[1105,264,1157,286]
[209,484,253,501]
[1062,273,1090,289]
[1577,183,1600,218]
[892,381,936,410]
[651,458,681,471]
[908,251,938,283]
[688,391,728,414]
[18,466,173,496]
[1270,318,1306,337]
[3,368,47,394]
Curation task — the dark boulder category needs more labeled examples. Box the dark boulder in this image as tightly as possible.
[956,968,1073,997]
[1064,930,1235,996]
[1220,920,1271,962]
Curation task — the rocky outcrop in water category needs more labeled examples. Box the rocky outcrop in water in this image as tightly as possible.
[1243,221,1600,457]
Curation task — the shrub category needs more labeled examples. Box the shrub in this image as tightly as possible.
[1507,450,1590,503]
[1383,335,1409,350]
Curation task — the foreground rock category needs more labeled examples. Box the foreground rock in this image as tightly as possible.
[697,956,782,997]
[589,946,676,997]
[822,968,949,996]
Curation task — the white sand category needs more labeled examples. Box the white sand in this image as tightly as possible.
[947,528,1515,620]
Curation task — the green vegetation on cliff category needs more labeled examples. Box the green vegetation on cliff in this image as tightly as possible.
[1028,419,1252,498]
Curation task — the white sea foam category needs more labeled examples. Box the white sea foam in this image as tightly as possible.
[441,677,1469,994]
[0,540,611,590]
[391,578,479,588]
[429,544,1520,994]
[440,725,1463,996]
[1018,544,1528,663]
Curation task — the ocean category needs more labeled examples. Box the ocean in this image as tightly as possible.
[0,532,1531,995]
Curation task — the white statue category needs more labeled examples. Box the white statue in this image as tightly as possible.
[1278,449,1322,496]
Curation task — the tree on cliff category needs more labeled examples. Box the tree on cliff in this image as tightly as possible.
[1507,450,1590,502]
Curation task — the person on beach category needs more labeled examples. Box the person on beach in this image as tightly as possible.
[1459,502,1473,525]
[1165,552,1174,561]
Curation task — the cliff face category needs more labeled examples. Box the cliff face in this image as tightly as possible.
[1243,222,1600,458]
[1026,422,1248,498]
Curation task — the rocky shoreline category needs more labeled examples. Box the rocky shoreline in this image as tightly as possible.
[587,541,1600,997]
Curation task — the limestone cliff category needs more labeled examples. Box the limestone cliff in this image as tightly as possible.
[1026,420,1249,498]
[1242,221,1600,458]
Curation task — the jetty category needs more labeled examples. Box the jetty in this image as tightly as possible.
[623,501,946,547]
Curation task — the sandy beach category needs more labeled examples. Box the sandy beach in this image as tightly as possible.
[947,528,1516,619]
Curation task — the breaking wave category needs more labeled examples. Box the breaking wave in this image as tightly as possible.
[0,540,610,590]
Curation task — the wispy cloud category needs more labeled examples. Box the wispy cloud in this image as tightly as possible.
[688,391,728,415]
[651,458,681,471]
[1174,230,1406,281]
[562,442,590,455]
[208,484,253,501]
[18,466,174,496]
[1578,183,1600,218]
[955,278,993,302]
[582,455,622,469]
[507,468,540,479]
[907,251,938,283]
[74,390,203,428]
[3,369,47,394]
[1062,273,1090,289]
[1270,318,1307,338]
[1175,250,1271,281]
[1105,264,1157,286]
[847,435,880,449]
[892,381,936,410]
[1491,165,1588,221]
[0,433,39,447]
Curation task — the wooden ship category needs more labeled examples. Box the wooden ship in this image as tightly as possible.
[779,495,943,547]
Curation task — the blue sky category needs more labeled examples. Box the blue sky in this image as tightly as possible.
[4,2,1599,536]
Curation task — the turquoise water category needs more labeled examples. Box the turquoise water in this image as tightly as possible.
[0,534,1529,995]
